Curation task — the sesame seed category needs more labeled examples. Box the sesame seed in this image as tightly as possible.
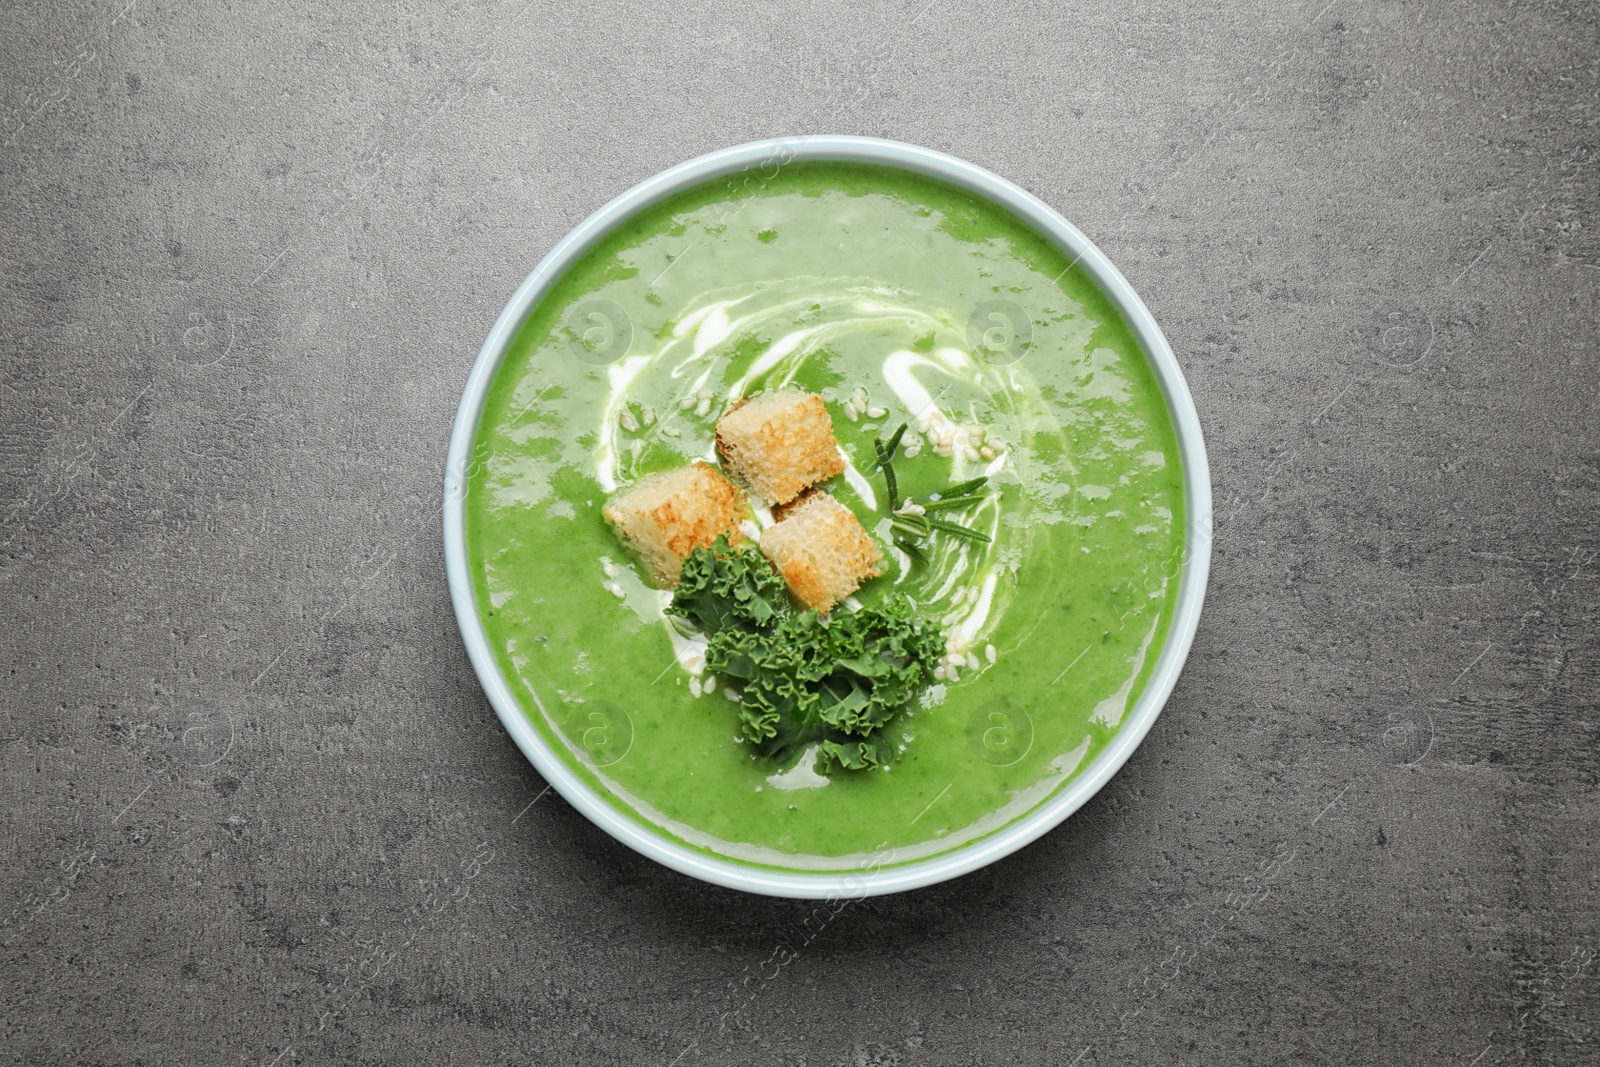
[980,445,995,460]
[678,396,696,410]
[689,677,702,697]
[703,675,716,694]
[867,405,886,418]
[662,425,682,438]
[695,396,712,417]
[619,411,639,432]
[985,644,998,664]
[966,652,981,671]
[642,406,656,426]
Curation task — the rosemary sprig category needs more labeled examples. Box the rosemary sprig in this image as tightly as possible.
[939,476,989,499]
[894,537,929,565]
[874,423,907,471]
[871,422,993,562]
[924,516,991,543]
[920,494,985,514]
[890,513,930,540]
[872,422,908,512]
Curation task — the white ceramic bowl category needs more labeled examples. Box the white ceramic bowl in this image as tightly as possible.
[443,136,1211,898]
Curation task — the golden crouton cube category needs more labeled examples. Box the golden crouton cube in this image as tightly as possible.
[760,492,883,614]
[715,390,845,506]
[602,462,745,587]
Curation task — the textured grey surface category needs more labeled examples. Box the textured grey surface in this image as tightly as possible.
[2,0,1597,1063]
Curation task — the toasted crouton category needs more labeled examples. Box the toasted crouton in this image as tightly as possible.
[760,492,882,614]
[715,390,845,506]
[602,462,745,586]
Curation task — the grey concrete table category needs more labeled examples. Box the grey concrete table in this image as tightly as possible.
[3,1,1596,1064]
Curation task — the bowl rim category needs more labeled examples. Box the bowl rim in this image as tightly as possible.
[442,135,1212,899]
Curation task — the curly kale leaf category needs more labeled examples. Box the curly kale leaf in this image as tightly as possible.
[666,535,788,636]
[668,538,941,773]
[818,736,896,772]
[706,594,942,770]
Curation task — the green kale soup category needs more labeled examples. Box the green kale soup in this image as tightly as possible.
[465,162,1186,870]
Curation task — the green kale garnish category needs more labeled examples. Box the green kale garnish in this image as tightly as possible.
[706,594,942,771]
[668,533,941,773]
[666,534,788,636]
